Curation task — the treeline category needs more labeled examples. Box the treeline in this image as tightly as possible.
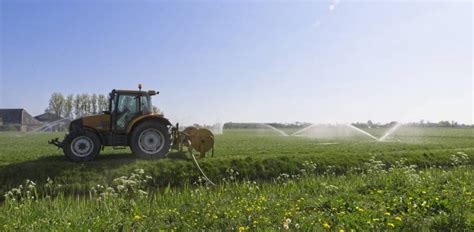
[353,120,472,128]
[223,122,313,129]
[45,93,109,119]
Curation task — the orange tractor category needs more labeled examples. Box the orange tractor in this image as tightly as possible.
[49,86,214,161]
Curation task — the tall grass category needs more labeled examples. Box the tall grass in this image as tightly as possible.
[1,156,473,231]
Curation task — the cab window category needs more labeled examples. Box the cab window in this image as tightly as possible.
[115,94,139,130]
[140,96,152,114]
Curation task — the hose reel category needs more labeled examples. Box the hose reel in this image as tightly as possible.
[179,126,214,158]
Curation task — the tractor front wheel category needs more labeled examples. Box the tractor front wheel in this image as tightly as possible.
[130,121,171,159]
[64,130,101,162]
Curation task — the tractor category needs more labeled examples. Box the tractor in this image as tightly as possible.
[49,85,214,161]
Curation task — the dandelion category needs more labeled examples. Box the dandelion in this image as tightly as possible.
[133,215,142,221]
[239,226,246,232]
[387,222,395,228]
[395,216,402,221]
[323,222,331,229]
[339,230,345,232]
[384,212,391,216]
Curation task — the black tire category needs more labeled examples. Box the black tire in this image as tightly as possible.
[130,121,171,159]
[63,130,101,162]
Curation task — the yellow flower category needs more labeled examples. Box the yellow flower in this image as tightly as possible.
[395,216,402,221]
[238,226,246,232]
[339,229,345,232]
[384,212,391,216]
[323,223,331,229]
[133,215,142,221]
[387,223,395,228]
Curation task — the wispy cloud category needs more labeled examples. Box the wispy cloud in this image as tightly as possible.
[314,0,342,29]
[329,0,341,12]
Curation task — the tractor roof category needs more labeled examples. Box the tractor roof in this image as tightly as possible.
[113,89,158,96]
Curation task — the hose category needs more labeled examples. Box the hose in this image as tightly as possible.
[185,139,216,186]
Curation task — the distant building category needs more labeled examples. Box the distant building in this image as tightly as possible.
[0,109,42,132]
[34,112,62,123]
[33,112,70,132]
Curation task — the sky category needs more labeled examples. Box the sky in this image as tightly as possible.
[0,0,472,125]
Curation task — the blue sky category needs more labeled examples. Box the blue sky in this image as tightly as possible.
[1,0,472,125]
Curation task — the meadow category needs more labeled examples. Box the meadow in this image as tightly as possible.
[0,127,473,230]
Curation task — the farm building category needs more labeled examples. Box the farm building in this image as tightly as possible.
[0,109,42,132]
[34,112,62,123]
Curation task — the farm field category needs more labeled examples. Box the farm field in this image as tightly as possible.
[0,127,473,230]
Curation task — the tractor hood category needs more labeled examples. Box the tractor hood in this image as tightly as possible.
[81,114,111,132]
[69,114,111,132]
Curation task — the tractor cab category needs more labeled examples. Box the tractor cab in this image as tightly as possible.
[107,89,158,132]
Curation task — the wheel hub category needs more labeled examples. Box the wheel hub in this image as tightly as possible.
[71,136,93,157]
[138,129,164,154]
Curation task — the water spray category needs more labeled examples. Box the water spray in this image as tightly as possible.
[291,123,317,136]
[262,124,288,136]
[378,123,403,142]
[343,123,379,141]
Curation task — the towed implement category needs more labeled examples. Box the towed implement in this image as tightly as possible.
[49,85,214,161]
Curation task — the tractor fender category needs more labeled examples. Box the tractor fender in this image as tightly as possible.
[66,125,106,147]
[127,115,172,134]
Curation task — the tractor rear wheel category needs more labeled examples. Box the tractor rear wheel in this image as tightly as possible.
[130,121,171,159]
[64,130,101,162]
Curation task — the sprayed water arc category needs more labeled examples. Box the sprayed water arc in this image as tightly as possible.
[32,118,72,133]
[378,123,403,142]
[343,123,379,141]
[261,124,288,136]
[291,124,318,136]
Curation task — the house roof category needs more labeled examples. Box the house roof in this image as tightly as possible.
[34,112,62,122]
[0,108,42,125]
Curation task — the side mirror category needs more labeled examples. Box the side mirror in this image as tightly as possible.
[148,90,158,96]
[103,111,111,115]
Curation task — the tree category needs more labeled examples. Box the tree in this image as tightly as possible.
[74,94,84,118]
[81,94,91,116]
[152,106,162,114]
[98,94,108,112]
[46,92,65,118]
[91,94,98,114]
[63,94,74,118]
[367,120,374,128]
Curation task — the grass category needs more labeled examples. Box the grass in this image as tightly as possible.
[0,127,473,195]
[0,127,473,230]
[1,164,472,231]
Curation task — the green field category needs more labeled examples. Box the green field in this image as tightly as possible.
[0,127,473,230]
